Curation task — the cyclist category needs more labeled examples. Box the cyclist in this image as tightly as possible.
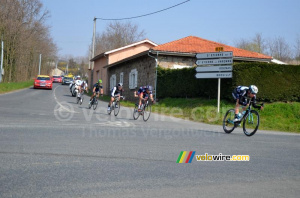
[89,79,103,104]
[134,85,154,112]
[107,83,124,111]
[232,85,264,122]
[78,80,88,96]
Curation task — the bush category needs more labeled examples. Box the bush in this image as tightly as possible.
[157,63,300,102]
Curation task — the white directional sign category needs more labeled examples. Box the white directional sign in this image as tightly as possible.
[196,52,233,59]
[196,58,233,66]
[195,72,232,79]
[195,66,232,72]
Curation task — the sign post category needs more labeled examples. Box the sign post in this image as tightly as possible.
[195,49,233,113]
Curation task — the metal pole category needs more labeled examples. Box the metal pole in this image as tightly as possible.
[217,78,221,113]
[155,52,158,101]
[90,17,96,90]
[38,54,42,75]
[0,40,3,82]
[66,63,68,74]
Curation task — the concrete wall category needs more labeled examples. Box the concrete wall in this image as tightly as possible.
[158,55,196,69]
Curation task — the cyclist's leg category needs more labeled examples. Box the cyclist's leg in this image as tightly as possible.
[109,96,114,106]
[138,93,144,109]
[90,92,96,101]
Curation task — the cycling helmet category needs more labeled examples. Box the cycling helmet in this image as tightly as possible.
[249,85,258,94]
[118,83,123,87]
[98,79,102,84]
[145,85,153,91]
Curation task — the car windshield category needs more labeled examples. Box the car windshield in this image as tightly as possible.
[53,76,60,78]
[64,77,72,80]
[37,77,50,80]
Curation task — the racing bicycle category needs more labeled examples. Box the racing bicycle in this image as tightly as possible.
[107,96,124,116]
[76,91,84,105]
[223,101,264,136]
[133,97,152,122]
[88,96,98,110]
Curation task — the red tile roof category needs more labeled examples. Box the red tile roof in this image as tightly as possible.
[152,36,272,60]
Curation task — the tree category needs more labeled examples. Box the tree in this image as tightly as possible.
[235,33,266,54]
[94,21,146,55]
[0,0,57,82]
[295,34,300,64]
[266,36,291,62]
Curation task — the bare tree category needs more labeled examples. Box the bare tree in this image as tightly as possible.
[266,36,291,62]
[0,0,57,82]
[235,33,266,54]
[295,34,300,64]
[95,21,146,55]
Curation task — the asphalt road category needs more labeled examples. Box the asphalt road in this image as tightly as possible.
[0,84,299,198]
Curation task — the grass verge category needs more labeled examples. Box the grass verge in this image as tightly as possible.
[96,95,299,133]
[0,80,34,94]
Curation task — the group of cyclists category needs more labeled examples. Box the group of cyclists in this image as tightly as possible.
[72,77,154,112]
[71,75,263,122]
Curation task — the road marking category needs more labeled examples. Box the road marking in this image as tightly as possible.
[94,121,134,127]
[53,85,78,113]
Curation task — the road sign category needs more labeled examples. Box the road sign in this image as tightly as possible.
[215,47,224,52]
[196,58,233,66]
[196,52,233,59]
[195,72,232,79]
[195,66,232,72]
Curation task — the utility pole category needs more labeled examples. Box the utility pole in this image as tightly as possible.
[38,54,42,75]
[0,38,3,83]
[90,17,96,90]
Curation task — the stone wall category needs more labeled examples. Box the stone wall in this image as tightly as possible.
[107,55,156,101]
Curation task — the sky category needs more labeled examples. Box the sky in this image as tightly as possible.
[41,0,300,58]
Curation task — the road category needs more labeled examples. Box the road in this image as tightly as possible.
[0,84,299,198]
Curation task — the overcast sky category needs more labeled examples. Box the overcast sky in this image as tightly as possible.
[41,0,300,57]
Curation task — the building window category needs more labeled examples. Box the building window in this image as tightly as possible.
[110,74,116,90]
[129,69,138,89]
[120,72,124,84]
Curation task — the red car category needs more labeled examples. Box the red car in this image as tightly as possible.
[34,75,53,90]
[52,75,62,83]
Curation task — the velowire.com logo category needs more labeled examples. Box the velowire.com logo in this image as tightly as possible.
[177,151,250,163]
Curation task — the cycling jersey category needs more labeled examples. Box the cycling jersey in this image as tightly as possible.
[80,81,87,89]
[232,86,259,107]
[137,86,152,98]
[111,86,123,97]
[93,83,103,92]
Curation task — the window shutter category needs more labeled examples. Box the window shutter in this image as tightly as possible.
[134,70,138,88]
[129,72,132,89]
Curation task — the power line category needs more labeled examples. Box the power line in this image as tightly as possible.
[95,0,190,21]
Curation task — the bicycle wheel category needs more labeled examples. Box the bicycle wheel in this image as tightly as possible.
[76,96,80,104]
[143,103,151,122]
[133,104,140,120]
[88,100,92,109]
[79,96,83,105]
[107,103,113,115]
[223,109,236,133]
[114,100,120,116]
[93,100,98,110]
[243,110,259,136]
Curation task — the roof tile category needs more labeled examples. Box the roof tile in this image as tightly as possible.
[152,36,272,59]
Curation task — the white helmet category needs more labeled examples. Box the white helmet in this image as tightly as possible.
[249,85,258,94]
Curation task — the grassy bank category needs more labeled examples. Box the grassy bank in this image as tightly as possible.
[98,96,299,133]
[0,80,33,94]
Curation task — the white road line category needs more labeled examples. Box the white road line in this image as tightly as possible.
[53,85,78,113]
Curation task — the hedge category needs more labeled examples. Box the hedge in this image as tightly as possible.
[157,62,300,102]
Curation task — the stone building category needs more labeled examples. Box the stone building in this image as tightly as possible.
[90,36,273,101]
[105,36,272,101]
